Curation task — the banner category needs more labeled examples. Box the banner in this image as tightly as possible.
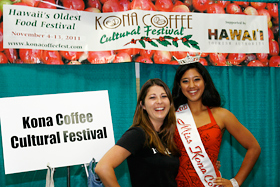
[3,5,269,53]
[0,91,115,174]
[0,1,279,67]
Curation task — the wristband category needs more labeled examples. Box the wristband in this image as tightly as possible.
[230,178,239,187]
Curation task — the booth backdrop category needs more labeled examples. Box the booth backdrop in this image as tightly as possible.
[0,63,279,187]
[0,0,279,185]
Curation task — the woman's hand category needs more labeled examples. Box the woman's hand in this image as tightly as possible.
[214,177,233,187]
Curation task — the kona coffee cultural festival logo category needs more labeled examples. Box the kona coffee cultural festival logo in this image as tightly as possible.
[95,12,200,50]
[11,112,108,149]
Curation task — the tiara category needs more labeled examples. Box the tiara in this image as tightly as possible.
[173,53,201,65]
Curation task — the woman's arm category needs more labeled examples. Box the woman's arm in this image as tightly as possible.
[215,108,261,187]
[95,145,131,187]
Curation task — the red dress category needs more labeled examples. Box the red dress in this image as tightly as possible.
[174,107,222,187]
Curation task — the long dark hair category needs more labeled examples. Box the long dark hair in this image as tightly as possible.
[132,78,179,156]
[172,62,221,110]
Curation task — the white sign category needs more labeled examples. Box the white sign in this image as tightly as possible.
[0,91,115,174]
[3,5,269,53]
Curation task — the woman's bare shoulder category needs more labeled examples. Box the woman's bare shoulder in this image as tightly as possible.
[210,107,234,129]
[211,107,231,117]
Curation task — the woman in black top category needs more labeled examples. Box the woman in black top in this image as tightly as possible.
[95,78,180,187]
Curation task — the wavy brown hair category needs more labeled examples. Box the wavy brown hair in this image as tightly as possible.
[132,78,179,156]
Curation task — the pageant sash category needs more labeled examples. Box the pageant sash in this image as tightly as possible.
[176,104,218,187]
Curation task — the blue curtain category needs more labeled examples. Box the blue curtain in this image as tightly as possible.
[0,63,279,187]
[0,63,136,187]
[140,63,280,187]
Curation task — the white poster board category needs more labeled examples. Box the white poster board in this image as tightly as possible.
[0,91,115,174]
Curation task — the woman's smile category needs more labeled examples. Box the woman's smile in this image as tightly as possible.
[180,68,205,103]
[142,85,170,130]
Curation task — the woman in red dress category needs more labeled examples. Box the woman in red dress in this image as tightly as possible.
[172,62,261,187]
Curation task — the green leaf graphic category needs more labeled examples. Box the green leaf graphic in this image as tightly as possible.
[165,40,171,45]
[172,41,178,47]
[126,35,199,49]
[149,41,158,47]
[164,36,173,39]
[192,44,200,50]
[139,40,146,48]
[188,40,199,45]
[182,42,190,48]
[182,35,192,40]
[158,40,171,46]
